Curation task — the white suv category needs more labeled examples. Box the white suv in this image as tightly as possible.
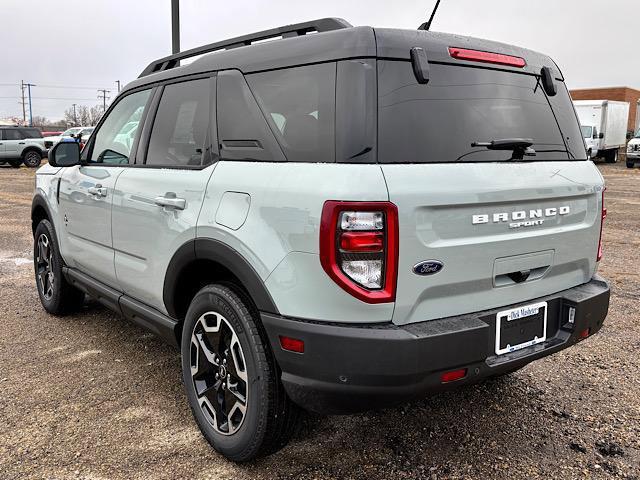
[32,18,610,462]
[0,126,45,168]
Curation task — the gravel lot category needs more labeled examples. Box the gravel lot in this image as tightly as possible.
[1,161,639,479]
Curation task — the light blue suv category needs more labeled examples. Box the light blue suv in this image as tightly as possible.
[32,18,610,461]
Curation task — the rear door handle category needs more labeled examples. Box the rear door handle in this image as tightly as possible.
[155,193,186,210]
[87,184,107,197]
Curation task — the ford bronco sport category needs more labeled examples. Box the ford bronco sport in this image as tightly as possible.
[32,18,610,462]
[1,126,45,168]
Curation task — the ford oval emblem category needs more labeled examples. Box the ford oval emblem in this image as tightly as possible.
[413,260,444,276]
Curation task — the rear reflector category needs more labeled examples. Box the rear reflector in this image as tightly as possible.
[579,328,590,339]
[597,188,607,262]
[441,368,467,383]
[448,47,526,68]
[279,336,304,353]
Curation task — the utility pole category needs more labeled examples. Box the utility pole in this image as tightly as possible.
[97,89,110,111]
[20,80,27,124]
[171,0,180,54]
[116,80,121,93]
[24,82,36,126]
[72,103,77,125]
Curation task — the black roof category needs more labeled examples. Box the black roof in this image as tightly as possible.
[124,18,562,93]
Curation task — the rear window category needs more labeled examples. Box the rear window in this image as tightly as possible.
[378,61,586,163]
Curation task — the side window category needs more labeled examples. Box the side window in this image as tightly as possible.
[89,89,151,165]
[3,129,22,141]
[247,63,336,163]
[217,69,285,162]
[146,78,212,167]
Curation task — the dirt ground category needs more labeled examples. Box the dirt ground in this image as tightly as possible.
[0,161,639,480]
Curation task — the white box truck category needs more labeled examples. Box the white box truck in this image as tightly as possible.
[574,100,630,163]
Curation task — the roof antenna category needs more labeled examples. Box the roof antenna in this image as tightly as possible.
[418,0,441,31]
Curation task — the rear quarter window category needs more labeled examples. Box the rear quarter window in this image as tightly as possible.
[377,60,586,163]
[20,128,42,139]
[247,63,336,163]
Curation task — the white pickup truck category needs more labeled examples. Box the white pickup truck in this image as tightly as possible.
[574,100,630,163]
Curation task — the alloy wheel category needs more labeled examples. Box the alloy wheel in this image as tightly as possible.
[24,151,41,167]
[190,311,249,435]
[36,233,54,301]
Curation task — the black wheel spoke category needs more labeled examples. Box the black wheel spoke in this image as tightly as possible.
[36,234,54,301]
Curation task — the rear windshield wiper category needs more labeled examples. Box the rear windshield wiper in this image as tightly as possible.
[468,138,536,161]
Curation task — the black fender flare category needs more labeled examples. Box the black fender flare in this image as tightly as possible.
[163,238,280,318]
[22,146,44,158]
[31,193,55,234]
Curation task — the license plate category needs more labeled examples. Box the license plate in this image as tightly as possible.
[495,302,547,355]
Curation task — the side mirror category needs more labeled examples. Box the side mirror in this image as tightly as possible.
[599,132,604,139]
[49,141,81,167]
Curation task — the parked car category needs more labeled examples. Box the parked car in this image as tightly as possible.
[43,126,94,150]
[0,126,45,167]
[626,128,640,168]
[574,100,630,163]
[33,18,610,462]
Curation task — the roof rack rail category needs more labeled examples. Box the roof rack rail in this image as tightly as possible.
[139,17,352,78]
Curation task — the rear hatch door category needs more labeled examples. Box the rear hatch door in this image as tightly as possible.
[376,54,604,326]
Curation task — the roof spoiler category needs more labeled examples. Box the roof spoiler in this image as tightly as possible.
[138,17,352,78]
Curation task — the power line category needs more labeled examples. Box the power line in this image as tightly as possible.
[0,83,111,90]
[0,96,101,101]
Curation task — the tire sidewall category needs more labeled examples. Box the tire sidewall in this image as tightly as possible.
[181,285,269,460]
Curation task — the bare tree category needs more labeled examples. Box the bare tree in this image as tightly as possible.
[31,115,50,127]
[4,116,26,126]
[88,105,104,125]
[63,104,104,127]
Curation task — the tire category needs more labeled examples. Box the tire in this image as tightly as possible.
[23,149,42,168]
[34,219,85,315]
[8,159,22,168]
[628,161,635,169]
[605,149,619,163]
[181,284,299,462]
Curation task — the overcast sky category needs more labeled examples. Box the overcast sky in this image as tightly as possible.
[1,0,637,122]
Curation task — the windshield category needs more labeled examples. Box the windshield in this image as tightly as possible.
[378,61,586,163]
[581,125,593,139]
[62,128,81,136]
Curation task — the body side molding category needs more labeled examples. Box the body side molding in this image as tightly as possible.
[63,267,179,347]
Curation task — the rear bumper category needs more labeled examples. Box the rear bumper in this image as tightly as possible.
[262,276,610,414]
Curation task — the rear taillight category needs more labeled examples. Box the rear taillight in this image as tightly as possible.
[448,47,526,68]
[320,201,398,303]
[597,188,607,262]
